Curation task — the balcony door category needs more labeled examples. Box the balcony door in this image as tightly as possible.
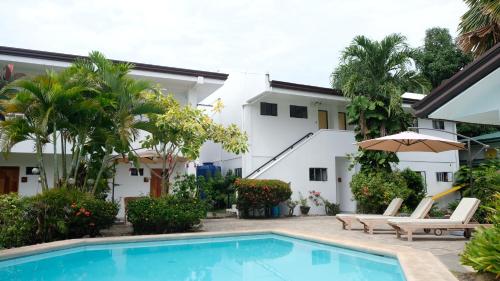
[318,110,329,129]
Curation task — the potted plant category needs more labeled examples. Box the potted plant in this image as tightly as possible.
[298,192,310,215]
[286,199,298,216]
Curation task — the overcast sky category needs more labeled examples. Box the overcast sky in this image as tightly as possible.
[1,0,467,87]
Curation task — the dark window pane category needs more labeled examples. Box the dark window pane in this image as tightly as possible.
[260,102,277,116]
[432,120,445,130]
[290,105,308,118]
[309,168,327,181]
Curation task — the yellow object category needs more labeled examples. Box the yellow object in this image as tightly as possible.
[432,185,465,200]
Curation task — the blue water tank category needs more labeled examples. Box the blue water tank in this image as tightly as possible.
[196,162,221,179]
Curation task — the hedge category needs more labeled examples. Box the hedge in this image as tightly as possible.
[0,188,118,248]
[235,179,292,218]
[126,196,206,234]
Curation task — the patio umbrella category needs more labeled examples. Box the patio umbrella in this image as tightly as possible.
[357,131,465,153]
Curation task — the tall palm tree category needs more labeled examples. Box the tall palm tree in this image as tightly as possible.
[458,0,500,57]
[0,71,80,190]
[332,34,429,139]
[331,34,429,171]
[72,52,160,194]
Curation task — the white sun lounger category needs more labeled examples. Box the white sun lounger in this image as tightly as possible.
[336,198,403,230]
[356,197,434,235]
[388,197,481,241]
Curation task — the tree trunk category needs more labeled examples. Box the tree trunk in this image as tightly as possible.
[52,122,59,187]
[71,135,85,185]
[92,152,110,195]
[61,132,67,181]
[35,139,48,191]
[360,111,367,140]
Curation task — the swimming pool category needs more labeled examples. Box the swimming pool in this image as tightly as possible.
[0,234,406,281]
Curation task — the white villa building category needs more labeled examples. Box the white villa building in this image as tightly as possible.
[200,73,460,214]
[0,46,228,218]
[0,46,462,217]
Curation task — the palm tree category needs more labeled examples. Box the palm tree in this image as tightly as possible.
[71,52,160,194]
[332,34,429,139]
[0,71,87,190]
[331,34,429,171]
[458,0,500,57]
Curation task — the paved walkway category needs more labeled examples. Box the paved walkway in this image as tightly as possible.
[200,216,474,274]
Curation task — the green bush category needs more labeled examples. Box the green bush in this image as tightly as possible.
[455,159,500,223]
[235,179,292,218]
[400,168,426,210]
[126,196,206,234]
[350,170,412,214]
[31,188,118,242]
[461,193,500,277]
[0,188,118,248]
[0,194,35,248]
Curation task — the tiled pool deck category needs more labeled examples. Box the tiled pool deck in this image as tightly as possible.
[0,216,470,281]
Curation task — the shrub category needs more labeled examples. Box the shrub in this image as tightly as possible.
[350,170,411,214]
[455,159,500,223]
[31,188,118,242]
[235,179,292,218]
[461,193,500,277]
[126,196,206,234]
[0,188,118,248]
[400,168,426,210]
[0,194,35,248]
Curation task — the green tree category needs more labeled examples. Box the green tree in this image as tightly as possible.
[139,94,248,194]
[331,34,430,171]
[0,71,86,190]
[458,0,500,57]
[415,27,472,88]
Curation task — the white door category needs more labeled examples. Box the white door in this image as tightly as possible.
[335,157,356,213]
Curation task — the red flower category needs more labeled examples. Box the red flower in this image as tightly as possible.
[84,211,91,217]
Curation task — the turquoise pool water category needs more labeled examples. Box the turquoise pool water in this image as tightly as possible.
[0,234,406,281]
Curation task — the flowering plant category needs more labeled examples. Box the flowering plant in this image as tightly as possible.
[308,190,323,207]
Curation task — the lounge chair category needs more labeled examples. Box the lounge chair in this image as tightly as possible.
[226,204,239,217]
[388,197,481,241]
[356,197,434,235]
[336,198,403,230]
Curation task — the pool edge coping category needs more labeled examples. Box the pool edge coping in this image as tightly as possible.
[0,229,458,281]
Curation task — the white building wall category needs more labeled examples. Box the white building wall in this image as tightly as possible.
[255,130,357,215]
[112,161,189,218]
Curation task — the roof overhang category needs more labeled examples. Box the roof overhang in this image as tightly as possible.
[413,43,500,125]
[0,46,228,103]
[246,80,420,108]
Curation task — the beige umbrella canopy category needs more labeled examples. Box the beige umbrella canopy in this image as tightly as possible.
[357,131,465,152]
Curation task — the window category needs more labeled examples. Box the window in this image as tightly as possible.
[338,112,347,130]
[290,105,308,118]
[234,168,242,178]
[26,167,39,175]
[130,168,144,176]
[436,172,452,182]
[432,120,445,130]
[260,102,277,116]
[309,168,327,181]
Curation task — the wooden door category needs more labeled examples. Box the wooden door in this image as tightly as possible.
[318,110,329,129]
[150,169,163,198]
[338,112,347,130]
[0,167,20,194]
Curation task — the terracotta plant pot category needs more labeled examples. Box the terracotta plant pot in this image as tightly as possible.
[300,206,310,215]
